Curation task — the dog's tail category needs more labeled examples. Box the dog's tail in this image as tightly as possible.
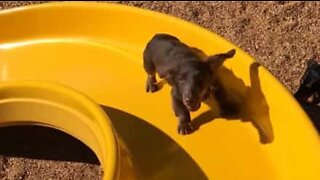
[207,49,236,70]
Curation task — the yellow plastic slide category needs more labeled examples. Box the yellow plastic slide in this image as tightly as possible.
[0,2,319,180]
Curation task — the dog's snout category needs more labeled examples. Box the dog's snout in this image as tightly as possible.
[185,98,193,104]
[184,96,197,106]
[183,96,201,111]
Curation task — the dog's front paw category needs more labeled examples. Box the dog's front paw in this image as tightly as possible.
[146,76,158,93]
[146,82,158,93]
[178,122,194,135]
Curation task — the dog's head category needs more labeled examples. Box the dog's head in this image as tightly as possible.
[176,49,236,111]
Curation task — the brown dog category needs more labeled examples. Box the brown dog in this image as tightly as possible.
[143,33,236,135]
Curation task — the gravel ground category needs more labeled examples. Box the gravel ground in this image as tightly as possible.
[1,1,320,179]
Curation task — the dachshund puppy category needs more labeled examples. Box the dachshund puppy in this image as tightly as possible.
[143,33,236,135]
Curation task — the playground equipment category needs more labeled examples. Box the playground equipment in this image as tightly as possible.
[0,2,320,180]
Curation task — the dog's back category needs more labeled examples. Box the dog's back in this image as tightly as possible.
[144,34,200,77]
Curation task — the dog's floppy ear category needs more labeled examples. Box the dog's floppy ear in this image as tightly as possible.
[207,49,236,70]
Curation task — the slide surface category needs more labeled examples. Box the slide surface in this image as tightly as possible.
[0,2,320,180]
